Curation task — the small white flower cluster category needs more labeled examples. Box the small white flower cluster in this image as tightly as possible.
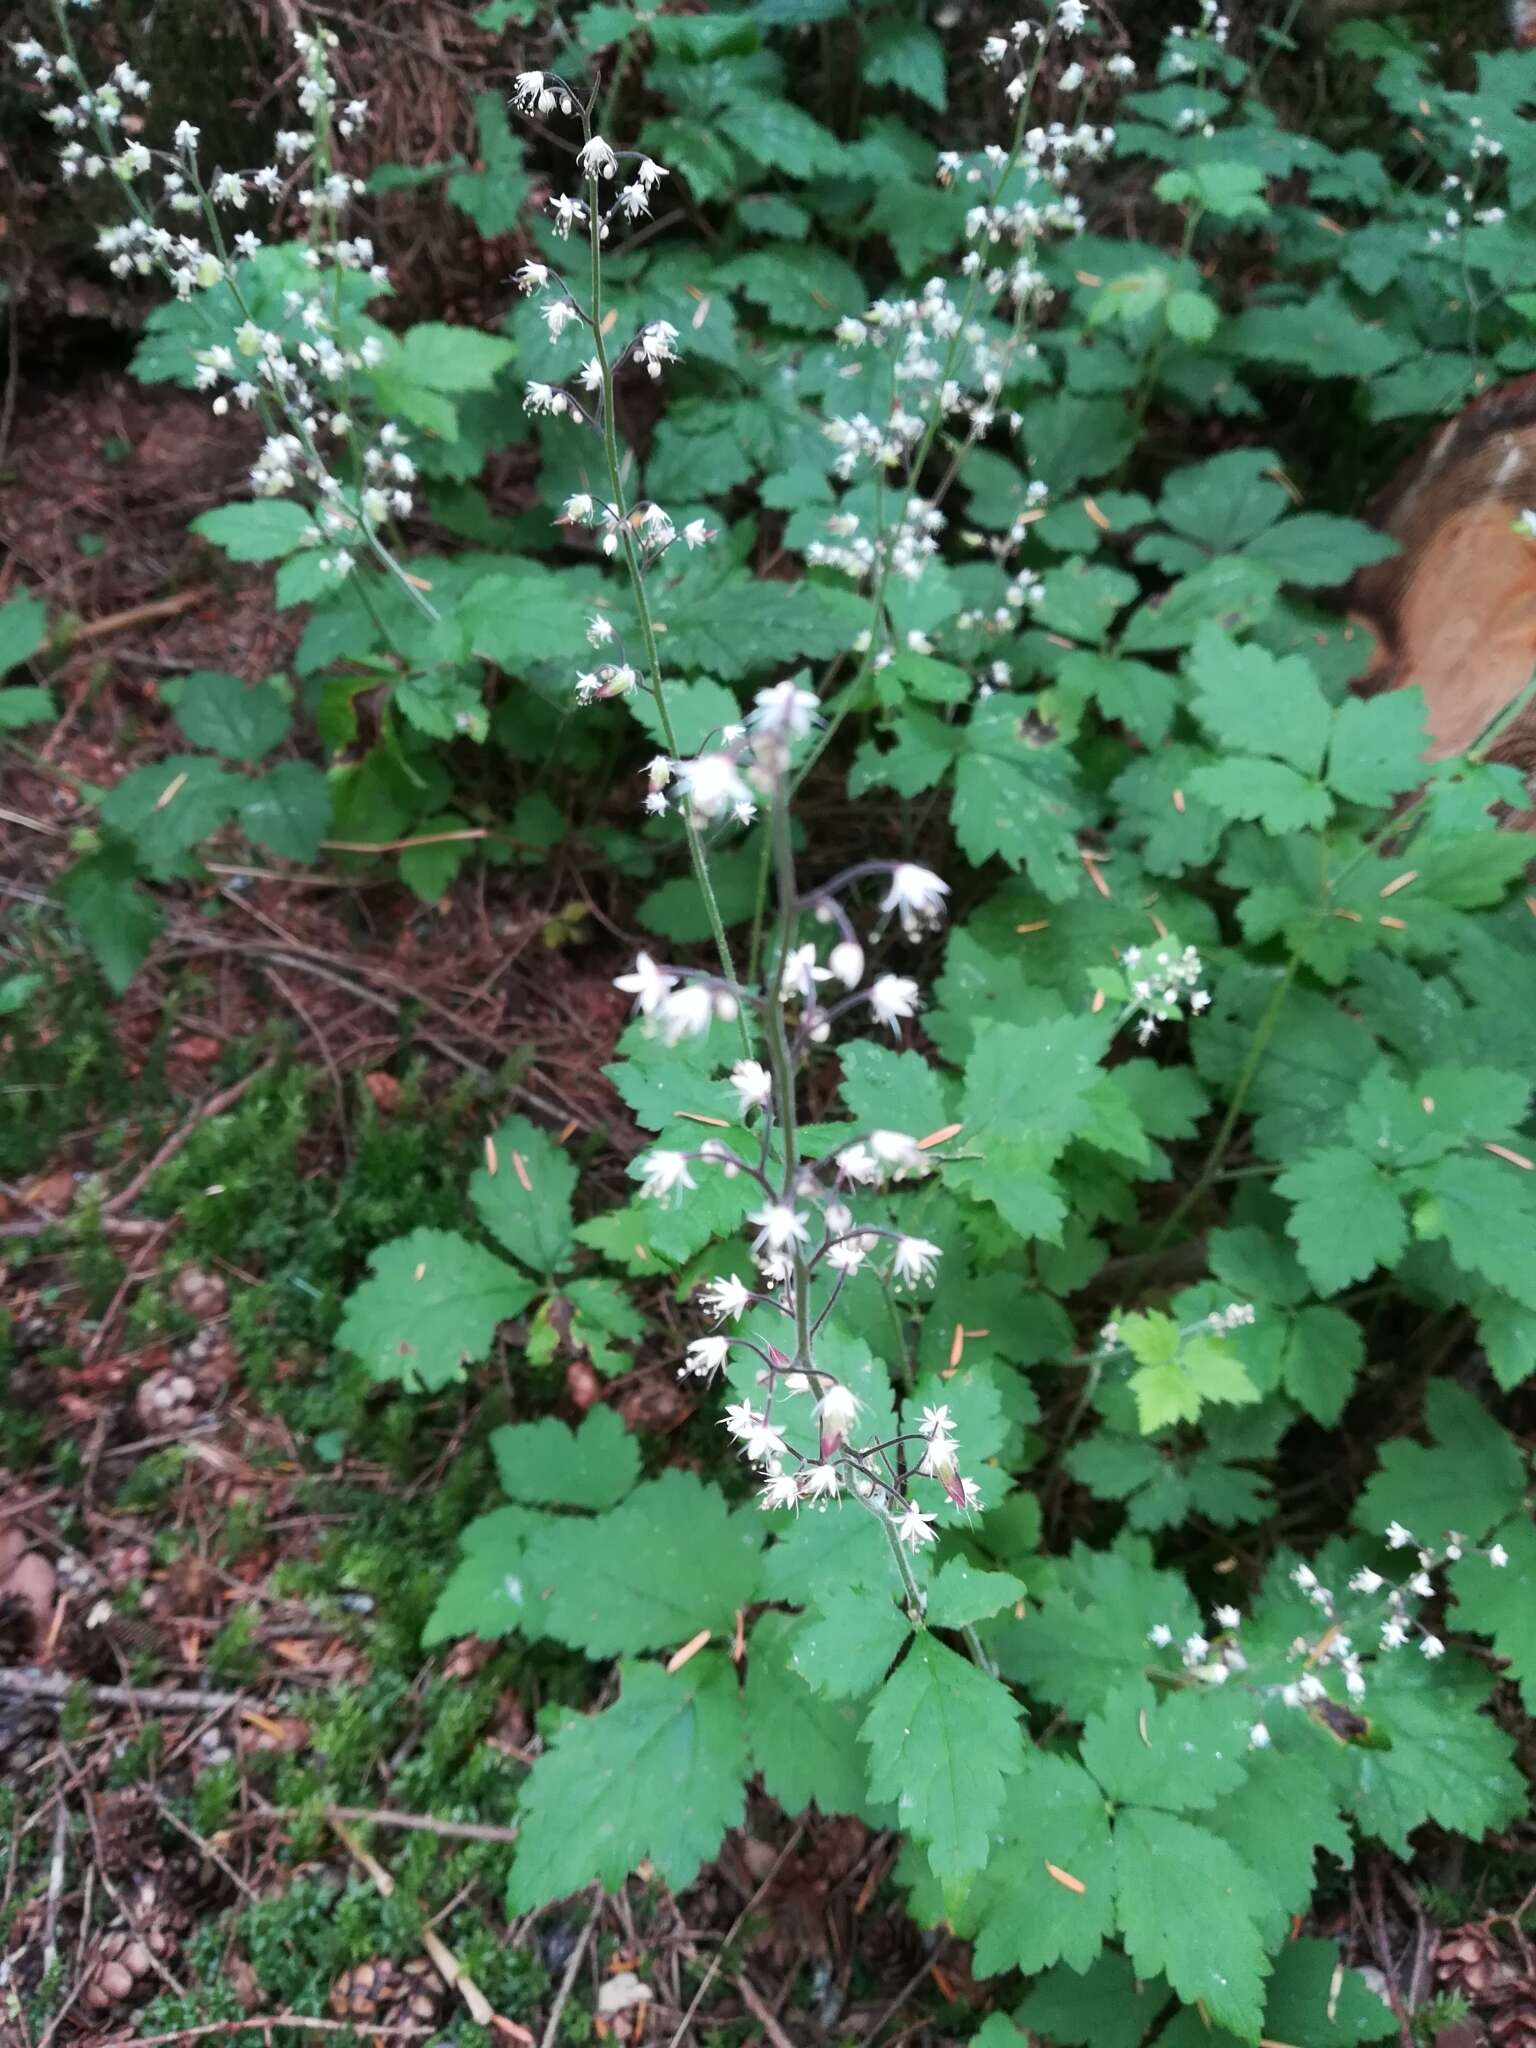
[1121,940,1210,1044]
[15,17,413,588]
[616,845,962,1548]
[1149,1520,1510,1746]
[1165,0,1231,77]
[1427,114,1509,249]
[814,9,1133,674]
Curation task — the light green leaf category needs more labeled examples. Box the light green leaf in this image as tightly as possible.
[863,20,945,107]
[507,1655,747,1905]
[861,1633,1023,1885]
[1188,755,1334,834]
[1276,1148,1408,1294]
[746,1612,870,1816]
[1263,1939,1398,2045]
[393,322,516,392]
[191,499,313,562]
[174,671,291,760]
[490,1407,640,1510]
[1413,1153,1536,1311]
[99,756,242,878]
[337,1227,535,1389]
[1327,689,1429,806]
[0,592,48,674]
[951,697,1088,898]
[926,1559,1026,1630]
[947,1014,1111,1244]
[239,762,331,862]
[791,1582,912,1700]
[0,686,55,731]
[469,1114,578,1276]
[518,1470,762,1656]
[1347,1653,1523,1855]
[1081,1681,1251,1813]
[423,1505,546,1646]
[1357,1381,1525,1545]
[1450,1519,1536,1713]
[1113,1807,1270,2038]
[967,1754,1116,1976]
[55,847,164,994]
[1187,620,1332,773]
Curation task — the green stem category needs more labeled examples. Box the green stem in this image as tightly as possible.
[1150,953,1300,1252]
[582,174,746,1029]
[877,1506,927,1624]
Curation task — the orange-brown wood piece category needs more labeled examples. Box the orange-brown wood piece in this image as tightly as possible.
[1347,375,1536,781]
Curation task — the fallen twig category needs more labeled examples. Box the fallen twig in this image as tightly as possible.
[102,2020,435,2045]
[327,1808,495,2029]
[62,584,216,650]
[539,1883,604,2048]
[0,1669,247,1715]
[667,1822,806,2048]
[103,1060,277,1216]
[328,1804,522,1846]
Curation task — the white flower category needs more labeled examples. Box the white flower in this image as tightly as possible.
[1291,1563,1317,1592]
[614,951,676,1016]
[1148,1624,1173,1648]
[919,1432,959,1478]
[870,1130,929,1178]
[638,1150,696,1202]
[676,751,752,821]
[742,1417,788,1465]
[699,1275,752,1324]
[816,1383,860,1454]
[1056,1,1089,34]
[750,1203,811,1254]
[683,1335,730,1379]
[1489,1543,1510,1569]
[681,519,711,549]
[828,939,864,988]
[1213,1605,1242,1631]
[869,974,920,1033]
[1183,1634,1210,1665]
[1420,1633,1445,1660]
[897,1502,938,1550]
[759,1465,801,1512]
[724,1401,759,1440]
[729,1059,774,1116]
[1248,1722,1271,1750]
[801,1463,842,1501]
[897,1228,946,1277]
[562,492,594,522]
[516,260,549,293]
[656,983,717,1045]
[751,680,820,738]
[173,119,201,152]
[1349,1569,1384,1595]
[1385,1520,1414,1549]
[578,134,617,178]
[919,1404,953,1439]
[881,863,950,934]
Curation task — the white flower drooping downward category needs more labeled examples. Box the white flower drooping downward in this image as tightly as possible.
[881,863,950,935]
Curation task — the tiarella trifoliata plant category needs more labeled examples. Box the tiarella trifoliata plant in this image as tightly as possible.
[14,1,1536,2044]
[17,3,439,610]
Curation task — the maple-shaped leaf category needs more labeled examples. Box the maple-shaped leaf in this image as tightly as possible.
[861,1633,1024,1886]
[966,1753,1116,1976]
[337,1227,535,1390]
[506,1654,747,1906]
[1275,1148,1408,1293]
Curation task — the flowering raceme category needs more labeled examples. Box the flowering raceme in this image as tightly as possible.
[13,3,430,600]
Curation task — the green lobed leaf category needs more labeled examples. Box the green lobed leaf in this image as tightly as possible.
[1112,1807,1271,2038]
[468,1114,579,1276]
[506,1654,748,1905]
[746,1612,870,1816]
[336,1227,535,1389]
[861,1633,1024,1886]
[191,499,313,562]
[517,1470,762,1656]
[490,1407,640,1510]
[173,672,291,760]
